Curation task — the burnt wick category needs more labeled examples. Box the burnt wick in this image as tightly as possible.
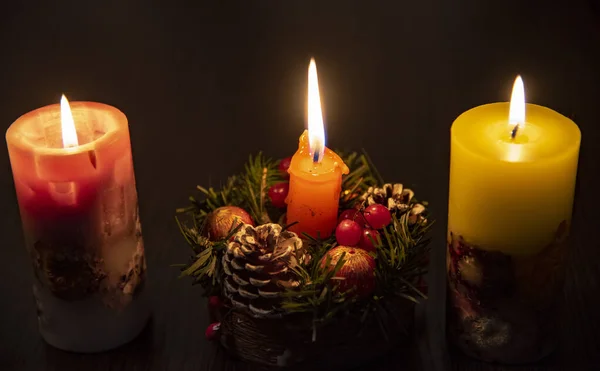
[510,124,519,139]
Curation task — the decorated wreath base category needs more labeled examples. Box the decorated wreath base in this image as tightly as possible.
[214,297,414,369]
[446,221,568,364]
[175,150,432,369]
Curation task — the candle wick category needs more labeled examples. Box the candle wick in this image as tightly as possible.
[510,123,519,139]
[313,151,319,163]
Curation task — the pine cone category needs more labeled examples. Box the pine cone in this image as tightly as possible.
[361,183,413,212]
[360,183,427,223]
[222,223,309,317]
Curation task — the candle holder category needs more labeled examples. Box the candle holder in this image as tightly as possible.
[446,222,568,364]
[174,151,432,369]
[6,102,149,353]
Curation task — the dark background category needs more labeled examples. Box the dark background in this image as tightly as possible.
[1,1,600,370]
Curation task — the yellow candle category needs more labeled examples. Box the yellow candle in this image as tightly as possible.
[448,77,581,255]
[286,59,349,239]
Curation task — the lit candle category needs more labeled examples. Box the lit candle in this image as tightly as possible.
[6,96,149,352]
[446,77,581,363]
[286,59,349,239]
[448,76,581,255]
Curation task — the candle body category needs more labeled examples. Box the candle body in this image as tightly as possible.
[446,103,580,363]
[448,103,580,254]
[6,102,149,353]
[286,130,349,239]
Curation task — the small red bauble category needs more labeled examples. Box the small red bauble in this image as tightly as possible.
[338,209,368,228]
[363,204,392,229]
[335,219,363,246]
[208,296,222,310]
[320,246,376,298]
[268,182,289,208]
[278,157,292,178]
[206,206,254,241]
[205,322,221,341]
[207,296,222,322]
[359,228,381,252]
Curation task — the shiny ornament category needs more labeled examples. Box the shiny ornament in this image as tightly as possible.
[207,296,223,323]
[320,246,375,298]
[358,228,381,252]
[268,182,289,209]
[363,204,392,230]
[205,322,221,341]
[206,206,254,241]
[208,295,222,310]
[335,219,363,246]
[278,156,292,178]
[338,209,368,228]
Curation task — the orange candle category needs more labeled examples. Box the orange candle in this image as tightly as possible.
[5,96,149,352]
[286,59,349,239]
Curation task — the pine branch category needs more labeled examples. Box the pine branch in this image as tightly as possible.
[336,149,380,210]
[174,149,433,317]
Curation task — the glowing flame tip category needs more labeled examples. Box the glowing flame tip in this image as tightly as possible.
[508,75,525,127]
[60,94,78,148]
[307,58,325,163]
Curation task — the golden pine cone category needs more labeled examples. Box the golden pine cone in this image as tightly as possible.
[222,223,310,317]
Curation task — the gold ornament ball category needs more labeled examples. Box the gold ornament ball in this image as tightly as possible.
[320,246,376,298]
[206,206,254,241]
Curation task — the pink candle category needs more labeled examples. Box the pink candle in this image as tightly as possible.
[6,96,149,352]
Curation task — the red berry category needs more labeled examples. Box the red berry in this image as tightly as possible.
[208,296,222,310]
[278,157,292,178]
[207,296,222,322]
[338,209,368,228]
[335,219,363,246]
[205,322,221,341]
[363,204,392,229]
[268,182,289,208]
[359,229,381,252]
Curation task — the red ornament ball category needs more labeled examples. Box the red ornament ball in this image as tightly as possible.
[338,209,368,228]
[278,157,292,178]
[206,206,253,241]
[205,322,221,341]
[359,228,381,252]
[335,219,363,246]
[268,182,289,208]
[320,246,376,298]
[208,296,222,311]
[207,296,223,322]
[363,204,392,229]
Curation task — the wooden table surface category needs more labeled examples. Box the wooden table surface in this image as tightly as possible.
[1,1,599,370]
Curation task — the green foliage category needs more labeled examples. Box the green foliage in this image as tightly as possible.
[335,149,381,210]
[280,235,351,317]
[375,213,433,303]
[174,150,433,326]
[174,153,286,295]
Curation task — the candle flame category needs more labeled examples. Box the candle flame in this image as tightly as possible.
[506,76,525,162]
[60,94,79,148]
[308,58,325,163]
[509,75,525,130]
